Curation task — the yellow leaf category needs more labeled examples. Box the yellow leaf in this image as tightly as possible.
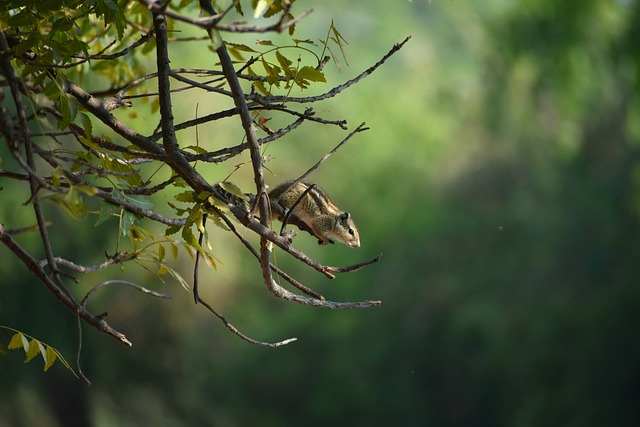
[25,338,40,363]
[43,346,57,372]
[8,332,24,350]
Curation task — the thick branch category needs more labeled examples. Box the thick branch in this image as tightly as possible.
[152,8,211,193]
[66,80,166,156]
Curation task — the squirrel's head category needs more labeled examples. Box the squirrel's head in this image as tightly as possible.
[332,211,360,248]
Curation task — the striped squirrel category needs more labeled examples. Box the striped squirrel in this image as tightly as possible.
[212,181,360,248]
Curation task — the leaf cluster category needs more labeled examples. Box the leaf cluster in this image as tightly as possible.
[0,326,77,376]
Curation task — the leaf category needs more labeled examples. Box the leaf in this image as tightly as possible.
[51,166,65,187]
[182,221,203,252]
[126,195,153,210]
[58,94,75,130]
[226,42,257,53]
[76,184,99,196]
[43,346,58,372]
[174,191,197,203]
[158,244,166,262]
[8,333,23,350]
[81,113,93,138]
[202,251,219,270]
[247,66,271,95]
[293,39,316,46]
[25,338,40,363]
[21,333,30,351]
[275,51,294,79]
[120,209,136,236]
[297,66,326,83]
[169,241,179,259]
[254,0,270,18]
[0,341,6,355]
[165,265,191,292]
[184,145,208,154]
[165,225,181,237]
[219,182,248,200]
[95,203,117,226]
[196,191,213,202]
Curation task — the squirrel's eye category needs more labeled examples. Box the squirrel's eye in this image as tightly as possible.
[348,228,355,235]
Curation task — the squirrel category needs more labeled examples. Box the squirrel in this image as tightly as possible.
[212,180,360,248]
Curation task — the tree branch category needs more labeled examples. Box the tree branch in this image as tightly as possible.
[0,224,132,346]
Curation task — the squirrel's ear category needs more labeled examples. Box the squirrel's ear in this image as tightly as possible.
[341,212,351,220]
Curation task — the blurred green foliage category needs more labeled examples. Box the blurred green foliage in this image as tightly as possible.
[2,0,640,426]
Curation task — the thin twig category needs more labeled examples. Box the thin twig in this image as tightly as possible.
[81,280,171,306]
[248,36,412,105]
[296,122,369,183]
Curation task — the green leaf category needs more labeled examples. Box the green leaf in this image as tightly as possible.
[58,95,75,130]
[158,244,166,262]
[275,51,294,79]
[184,145,208,154]
[126,195,153,210]
[0,341,6,355]
[120,209,136,236]
[169,241,179,259]
[51,166,65,187]
[95,203,117,226]
[293,39,316,46]
[81,113,93,138]
[219,181,249,200]
[226,42,257,53]
[297,66,326,83]
[175,191,197,203]
[165,225,181,237]
[181,225,201,251]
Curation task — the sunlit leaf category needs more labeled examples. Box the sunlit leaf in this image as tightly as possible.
[76,184,99,196]
[25,338,40,363]
[182,224,203,251]
[254,0,269,18]
[8,333,24,350]
[43,346,57,372]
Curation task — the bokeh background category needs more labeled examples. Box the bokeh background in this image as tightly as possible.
[2,0,640,426]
